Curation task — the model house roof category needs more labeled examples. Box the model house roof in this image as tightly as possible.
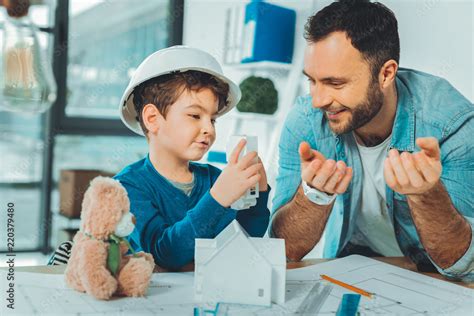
[195,220,285,267]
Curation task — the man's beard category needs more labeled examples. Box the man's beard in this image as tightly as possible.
[325,79,384,135]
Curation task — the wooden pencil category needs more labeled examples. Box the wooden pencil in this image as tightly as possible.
[320,274,373,299]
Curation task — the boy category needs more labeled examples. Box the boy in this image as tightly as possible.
[114,46,270,270]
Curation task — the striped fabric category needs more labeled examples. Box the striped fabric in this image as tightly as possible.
[47,241,74,265]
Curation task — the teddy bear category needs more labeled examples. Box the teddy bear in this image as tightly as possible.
[65,176,155,300]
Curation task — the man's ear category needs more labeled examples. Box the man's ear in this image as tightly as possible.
[379,60,398,90]
[142,104,163,134]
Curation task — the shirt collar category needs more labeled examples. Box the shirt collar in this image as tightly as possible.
[390,75,416,152]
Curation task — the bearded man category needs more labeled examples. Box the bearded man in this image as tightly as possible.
[270,0,473,282]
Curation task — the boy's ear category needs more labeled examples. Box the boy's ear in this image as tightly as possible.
[142,103,163,134]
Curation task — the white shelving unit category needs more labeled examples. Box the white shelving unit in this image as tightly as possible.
[225,61,293,73]
[208,2,307,189]
[223,49,305,177]
[225,111,278,143]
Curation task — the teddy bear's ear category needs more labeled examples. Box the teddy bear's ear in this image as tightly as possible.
[80,176,130,240]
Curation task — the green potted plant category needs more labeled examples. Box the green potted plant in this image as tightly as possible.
[237,76,278,114]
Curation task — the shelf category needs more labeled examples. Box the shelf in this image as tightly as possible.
[224,61,293,72]
[224,111,279,123]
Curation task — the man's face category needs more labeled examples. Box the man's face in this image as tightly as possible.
[303,31,384,135]
[156,88,218,162]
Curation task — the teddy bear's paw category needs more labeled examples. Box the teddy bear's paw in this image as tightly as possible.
[117,257,154,297]
[132,252,155,270]
[143,253,156,269]
[86,275,118,300]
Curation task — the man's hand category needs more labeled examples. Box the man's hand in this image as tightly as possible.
[210,139,263,207]
[384,137,471,269]
[384,137,442,195]
[299,142,353,195]
[271,142,350,261]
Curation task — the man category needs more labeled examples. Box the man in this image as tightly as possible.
[270,0,473,281]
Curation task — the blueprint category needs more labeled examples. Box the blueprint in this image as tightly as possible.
[286,255,473,315]
[1,255,472,315]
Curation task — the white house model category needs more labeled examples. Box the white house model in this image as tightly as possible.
[194,220,286,307]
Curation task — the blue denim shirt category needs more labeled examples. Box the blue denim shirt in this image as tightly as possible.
[271,68,474,281]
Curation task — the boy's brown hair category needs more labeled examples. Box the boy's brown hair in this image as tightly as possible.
[133,70,230,136]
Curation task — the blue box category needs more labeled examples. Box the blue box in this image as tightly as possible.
[241,1,296,64]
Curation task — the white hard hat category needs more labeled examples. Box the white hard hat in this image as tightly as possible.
[119,45,241,136]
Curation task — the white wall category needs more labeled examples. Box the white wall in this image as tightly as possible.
[396,0,472,101]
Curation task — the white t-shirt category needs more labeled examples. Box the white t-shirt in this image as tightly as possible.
[351,133,404,256]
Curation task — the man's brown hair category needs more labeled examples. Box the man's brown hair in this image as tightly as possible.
[133,70,230,135]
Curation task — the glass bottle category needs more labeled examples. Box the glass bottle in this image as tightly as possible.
[0,8,57,113]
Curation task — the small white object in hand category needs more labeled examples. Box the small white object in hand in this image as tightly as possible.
[226,135,259,210]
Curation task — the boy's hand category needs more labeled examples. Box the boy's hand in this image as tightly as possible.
[210,139,263,207]
[299,142,352,195]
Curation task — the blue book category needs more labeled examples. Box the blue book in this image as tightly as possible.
[241,0,296,64]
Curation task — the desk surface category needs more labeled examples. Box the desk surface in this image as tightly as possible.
[7,257,473,289]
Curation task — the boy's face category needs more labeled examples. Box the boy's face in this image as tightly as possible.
[154,88,218,162]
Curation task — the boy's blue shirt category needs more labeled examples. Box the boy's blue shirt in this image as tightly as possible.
[271,68,474,281]
[114,156,270,270]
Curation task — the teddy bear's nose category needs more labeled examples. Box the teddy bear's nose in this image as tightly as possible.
[132,214,136,225]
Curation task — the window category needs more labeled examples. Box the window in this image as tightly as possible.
[46,0,183,252]
[54,0,183,136]
[66,1,171,119]
[0,1,56,252]
[0,0,183,253]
